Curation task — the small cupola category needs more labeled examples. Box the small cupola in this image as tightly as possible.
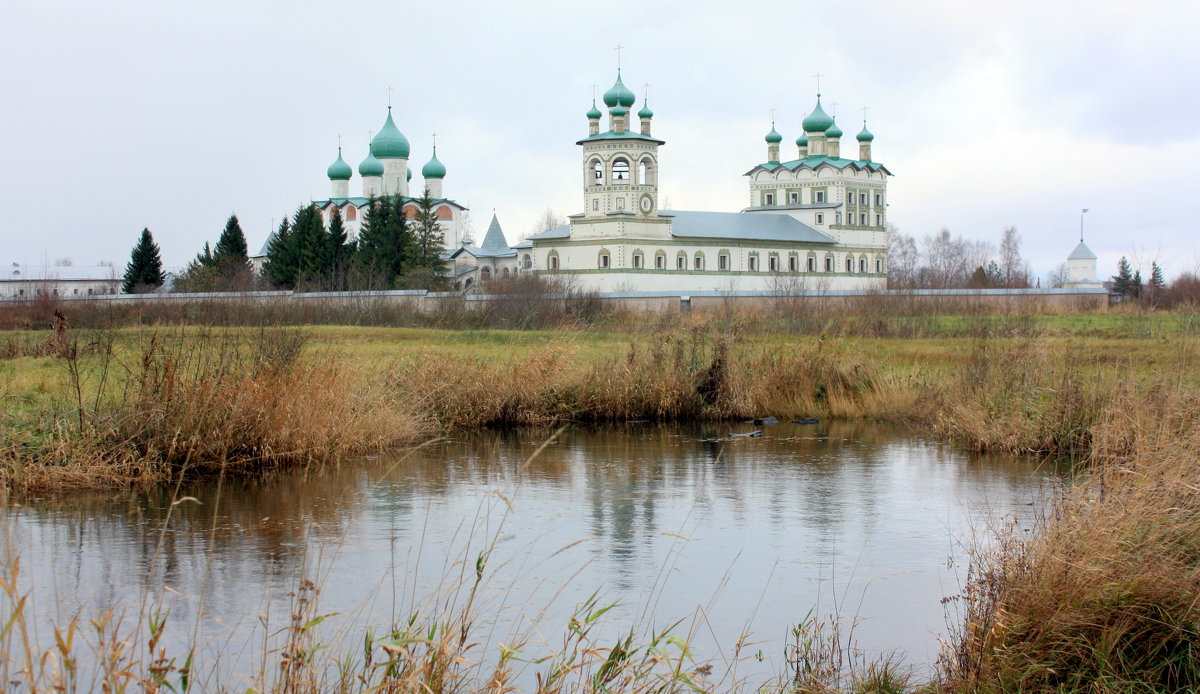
[765,123,782,163]
[371,107,411,159]
[327,147,352,180]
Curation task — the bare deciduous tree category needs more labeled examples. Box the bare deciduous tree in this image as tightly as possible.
[524,208,566,241]
[886,224,919,288]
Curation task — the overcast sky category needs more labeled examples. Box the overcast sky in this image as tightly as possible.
[3,0,1198,280]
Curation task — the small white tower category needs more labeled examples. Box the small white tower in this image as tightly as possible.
[579,70,665,219]
[422,140,447,199]
[1066,209,1102,288]
[326,146,352,198]
[359,147,384,198]
[765,122,782,163]
[857,121,874,161]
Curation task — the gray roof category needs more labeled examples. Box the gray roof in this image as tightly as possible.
[527,224,571,240]
[449,214,517,259]
[668,210,836,243]
[1068,240,1097,260]
[3,264,120,281]
[525,212,836,244]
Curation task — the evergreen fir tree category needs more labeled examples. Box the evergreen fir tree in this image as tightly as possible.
[353,196,410,288]
[1113,256,1134,296]
[213,214,251,286]
[1151,261,1166,292]
[263,216,298,288]
[122,228,166,293]
[409,187,447,274]
[292,204,331,288]
[327,208,352,289]
[1131,269,1143,299]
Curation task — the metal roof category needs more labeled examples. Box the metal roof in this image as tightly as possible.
[525,212,836,244]
[3,264,121,281]
[1068,241,1097,260]
[745,155,892,177]
[575,131,666,146]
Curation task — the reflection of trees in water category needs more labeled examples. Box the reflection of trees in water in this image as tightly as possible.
[14,422,1058,627]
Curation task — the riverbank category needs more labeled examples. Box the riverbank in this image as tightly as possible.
[3,315,1199,691]
[2,315,1197,493]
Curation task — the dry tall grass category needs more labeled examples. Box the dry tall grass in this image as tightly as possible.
[940,387,1200,692]
[2,327,427,492]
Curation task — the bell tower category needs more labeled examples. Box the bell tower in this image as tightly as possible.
[578,71,664,219]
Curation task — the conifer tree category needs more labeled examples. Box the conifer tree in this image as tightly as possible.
[263,216,298,288]
[1151,261,1166,292]
[1112,256,1134,296]
[213,214,251,286]
[291,204,329,288]
[409,187,447,274]
[122,228,166,293]
[353,196,410,288]
[327,208,352,289]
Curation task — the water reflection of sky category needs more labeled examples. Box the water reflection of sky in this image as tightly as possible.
[8,421,1065,686]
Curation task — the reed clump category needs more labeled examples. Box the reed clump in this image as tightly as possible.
[393,326,888,428]
[2,327,427,492]
[940,388,1200,692]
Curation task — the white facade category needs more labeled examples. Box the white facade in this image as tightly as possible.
[1065,241,1102,288]
[523,74,892,293]
[1,264,121,298]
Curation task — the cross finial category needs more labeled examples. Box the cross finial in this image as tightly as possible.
[831,101,839,117]
[367,129,374,142]
[812,72,824,96]
[862,106,869,124]
[769,107,776,124]
[615,44,624,70]
[337,133,342,150]
[386,85,394,107]
[432,131,437,153]
[590,83,598,101]
[643,83,650,102]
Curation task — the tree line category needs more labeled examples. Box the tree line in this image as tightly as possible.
[887,226,1033,289]
[121,188,449,294]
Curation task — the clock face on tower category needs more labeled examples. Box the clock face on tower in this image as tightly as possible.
[640,194,653,214]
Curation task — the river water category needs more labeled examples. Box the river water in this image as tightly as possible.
[8,421,1064,687]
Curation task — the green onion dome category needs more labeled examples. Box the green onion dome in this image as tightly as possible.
[371,107,410,159]
[407,167,412,181]
[327,148,352,180]
[587,101,603,119]
[358,149,384,177]
[801,97,834,133]
[602,71,637,108]
[611,105,629,118]
[765,124,782,143]
[857,123,875,142]
[421,146,446,179]
[796,133,809,147]
[825,119,843,139]
[638,102,654,119]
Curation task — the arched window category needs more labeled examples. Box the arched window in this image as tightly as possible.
[592,160,604,185]
[346,206,358,221]
[638,158,655,185]
[612,158,630,183]
[481,266,492,280]
[769,255,779,272]
[638,162,647,185]
[598,249,610,269]
[502,267,510,277]
[655,251,666,269]
[522,253,531,270]
[464,278,474,290]
[846,258,853,273]
[859,258,867,273]
[632,249,644,269]
[693,252,704,271]
[676,252,687,270]
[807,257,816,272]
[548,251,560,270]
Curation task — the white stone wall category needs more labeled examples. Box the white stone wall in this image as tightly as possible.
[1067,257,1100,286]
[0,278,121,298]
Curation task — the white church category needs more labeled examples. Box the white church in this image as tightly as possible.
[453,69,894,292]
[287,69,1106,294]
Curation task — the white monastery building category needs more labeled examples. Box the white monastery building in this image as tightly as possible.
[512,69,893,292]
